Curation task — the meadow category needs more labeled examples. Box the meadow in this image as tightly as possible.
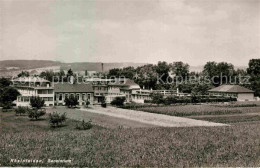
[138,104,260,117]
[1,108,260,167]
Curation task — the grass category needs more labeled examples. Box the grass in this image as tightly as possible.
[1,110,260,167]
[190,115,260,124]
[137,104,260,117]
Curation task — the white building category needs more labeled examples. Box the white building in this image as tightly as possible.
[208,85,255,101]
[12,77,54,107]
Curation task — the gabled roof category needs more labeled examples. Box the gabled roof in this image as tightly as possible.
[208,85,254,93]
[54,83,94,93]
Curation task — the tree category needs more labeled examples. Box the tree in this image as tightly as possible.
[110,97,126,106]
[0,87,20,108]
[30,96,45,109]
[170,61,190,79]
[64,95,78,108]
[156,61,170,83]
[247,59,260,96]
[203,61,234,86]
[17,71,29,77]
[0,78,11,88]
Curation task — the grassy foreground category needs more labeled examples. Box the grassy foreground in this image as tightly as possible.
[1,111,260,167]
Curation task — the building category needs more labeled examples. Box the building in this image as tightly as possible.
[208,85,255,101]
[106,78,140,103]
[54,83,94,106]
[131,89,151,103]
[12,77,54,107]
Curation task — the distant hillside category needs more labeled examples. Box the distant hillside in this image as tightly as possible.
[60,62,147,72]
[0,60,61,70]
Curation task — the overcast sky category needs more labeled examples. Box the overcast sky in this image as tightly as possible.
[1,0,259,66]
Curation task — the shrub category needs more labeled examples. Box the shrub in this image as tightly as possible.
[49,112,67,127]
[76,119,93,130]
[100,96,107,108]
[30,96,45,109]
[85,99,90,108]
[111,97,126,106]
[2,101,13,110]
[64,95,78,108]
[150,93,164,105]
[15,106,28,116]
[28,108,46,120]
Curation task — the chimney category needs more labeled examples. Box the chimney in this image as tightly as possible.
[101,63,104,73]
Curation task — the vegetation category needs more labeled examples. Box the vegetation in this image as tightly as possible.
[15,106,28,116]
[247,59,260,97]
[17,71,30,77]
[0,77,20,109]
[1,110,260,167]
[111,97,126,106]
[64,95,79,108]
[30,96,45,109]
[85,99,90,108]
[49,112,67,127]
[27,108,46,120]
[75,119,93,130]
[137,104,260,117]
[100,96,107,108]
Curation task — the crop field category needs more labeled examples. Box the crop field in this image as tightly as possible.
[138,104,260,118]
[1,107,260,167]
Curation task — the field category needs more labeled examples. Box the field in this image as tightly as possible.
[137,104,260,121]
[1,106,260,167]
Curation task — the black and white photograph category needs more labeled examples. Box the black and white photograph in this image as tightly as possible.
[0,0,260,167]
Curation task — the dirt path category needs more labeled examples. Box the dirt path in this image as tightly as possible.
[78,106,229,127]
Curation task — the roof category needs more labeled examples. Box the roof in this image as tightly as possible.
[12,77,49,83]
[208,85,254,93]
[54,83,94,93]
[108,78,140,88]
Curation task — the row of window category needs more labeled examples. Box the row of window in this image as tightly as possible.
[17,96,53,102]
[57,93,91,101]
[38,89,53,94]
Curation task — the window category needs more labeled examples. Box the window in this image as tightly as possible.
[77,94,80,100]
[48,90,53,94]
[87,94,91,100]
[59,94,62,101]
[82,94,85,100]
[24,97,30,102]
[48,97,53,101]
[65,94,68,99]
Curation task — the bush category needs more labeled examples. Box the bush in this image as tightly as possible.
[30,96,45,109]
[111,97,126,106]
[100,96,107,108]
[64,95,79,108]
[2,102,13,110]
[76,119,93,130]
[49,112,67,127]
[101,103,107,108]
[15,106,28,116]
[28,108,46,120]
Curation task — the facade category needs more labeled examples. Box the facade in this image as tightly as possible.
[54,83,94,106]
[106,78,140,103]
[12,77,54,107]
[208,85,255,101]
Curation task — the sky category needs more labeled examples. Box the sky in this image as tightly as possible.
[1,0,259,66]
